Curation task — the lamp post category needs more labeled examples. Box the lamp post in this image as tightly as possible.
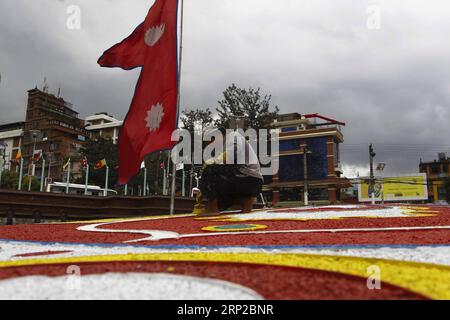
[302,145,312,206]
[28,130,41,191]
[369,144,376,205]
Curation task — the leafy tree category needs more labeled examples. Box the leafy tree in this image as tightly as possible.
[0,170,19,190]
[215,84,279,131]
[22,175,40,192]
[180,108,214,193]
[180,108,214,134]
[76,137,170,195]
[77,137,118,188]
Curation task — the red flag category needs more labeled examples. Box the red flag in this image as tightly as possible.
[98,0,179,185]
[81,156,88,168]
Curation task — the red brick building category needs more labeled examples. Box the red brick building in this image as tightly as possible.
[22,88,89,182]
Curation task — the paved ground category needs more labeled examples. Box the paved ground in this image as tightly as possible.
[0,204,449,300]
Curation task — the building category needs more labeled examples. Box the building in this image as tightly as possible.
[0,122,24,171]
[85,113,123,144]
[22,88,90,181]
[419,153,450,202]
[265,113,351,205]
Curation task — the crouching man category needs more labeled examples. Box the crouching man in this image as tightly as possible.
[198,124,263,217]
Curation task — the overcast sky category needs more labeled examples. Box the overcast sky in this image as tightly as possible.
[1,0,450,176]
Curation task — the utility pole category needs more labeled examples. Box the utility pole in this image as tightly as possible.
[369,144,376,205]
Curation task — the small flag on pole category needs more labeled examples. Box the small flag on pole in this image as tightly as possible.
[94,159,107,170]
[63,158,71,171]
[33,150,42,163]
[81,156,88,168]
[15,150,22,162]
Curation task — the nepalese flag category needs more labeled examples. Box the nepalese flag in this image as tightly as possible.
[98,0,179,185]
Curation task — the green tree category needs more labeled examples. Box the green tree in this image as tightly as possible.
[77,137,118,188]
[215,84,279,131]
[0,170,19,190]
[181,108,214,134]
[76,137,170,195]
[22,175,40,192]
[180,108,214,193]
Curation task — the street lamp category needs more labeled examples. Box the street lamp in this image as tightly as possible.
[302,145,312,206]
[369,144,376,204]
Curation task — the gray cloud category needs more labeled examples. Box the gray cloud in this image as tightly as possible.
[1,0,449,176]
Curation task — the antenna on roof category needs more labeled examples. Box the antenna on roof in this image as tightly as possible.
[43,77,49,93]
[57,87,61,98]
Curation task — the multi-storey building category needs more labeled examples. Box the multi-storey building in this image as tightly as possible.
[265,113,351,205]
[22,88,90,181]
[85,113,123,144]
[419,153,450,202]
[0,122,24,171]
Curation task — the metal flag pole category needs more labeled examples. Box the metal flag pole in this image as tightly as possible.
[18,158,24,191]
[40,158,46,192]
[143,166,148,197]
[66,160,71,194]
[84,164,89,195]
[104,165,109,197]
[170,0,184,215]
[182,167,186,197]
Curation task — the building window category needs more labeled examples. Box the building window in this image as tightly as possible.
[431,164,440,174]
[279,155,303,182]
[306,137,328,180]
[309,188,329,201]
[280,139,301,152]
[280,187,301,202]
[281,127,297,133]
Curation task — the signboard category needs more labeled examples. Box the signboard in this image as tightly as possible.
[358,173,428,202]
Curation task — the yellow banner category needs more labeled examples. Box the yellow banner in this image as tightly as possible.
[358,174,428,202]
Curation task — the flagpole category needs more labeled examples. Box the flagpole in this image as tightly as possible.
[40,158,46,192]
[170,0,184,215]
[182,168,186,197]
[84,164,89,195]
[66,160,71,194]
[18,158,24,191]
[104,165,109,197]
[163,167,167,195]
[143,166,147,197]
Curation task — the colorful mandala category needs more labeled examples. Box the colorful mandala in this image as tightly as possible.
[1,204,450,300]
